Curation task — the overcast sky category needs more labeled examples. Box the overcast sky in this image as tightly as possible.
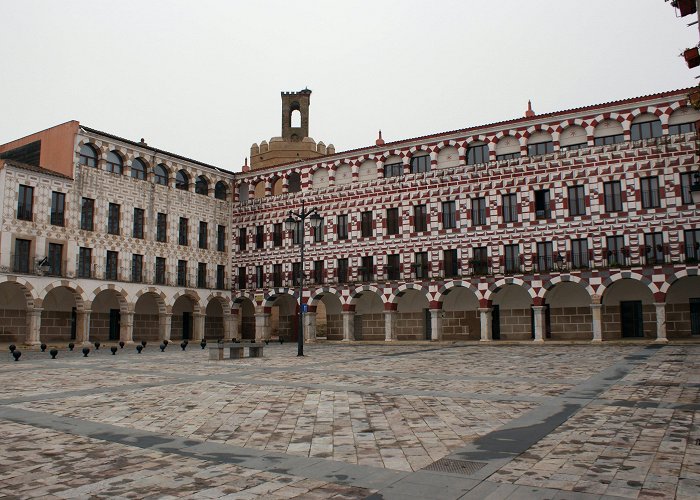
[1,1,697,172]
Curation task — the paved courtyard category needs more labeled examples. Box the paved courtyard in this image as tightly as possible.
[0,341,698,499]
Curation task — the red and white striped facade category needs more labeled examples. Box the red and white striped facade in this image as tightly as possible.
[230,88,700,343]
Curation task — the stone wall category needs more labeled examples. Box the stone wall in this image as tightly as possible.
[325,314,343,340]
[205,316,224,340]
[0,309,26,343]
[550,306,593,340]
[667,303,695,338]
[498,308,532,340]
[275,314,296,340]
[442,310,480,341]
[396,312,427,341]
[354,313,384,341]
[134,314,160,342]
[601,304,656,339]
[40,311,73,342]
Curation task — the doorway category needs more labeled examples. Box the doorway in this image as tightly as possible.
[690,298,700,336]
[492,305,500,340]
[424,309,432,340]
[182,311,192,340]
[108,309,120,340]
[620,301,644,338]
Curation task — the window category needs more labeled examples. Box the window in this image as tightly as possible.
[313,220,324,242]
[292,221,303,245]
[414,252,429,279]
[504,244,520,273]
[287,173,301,193]
[216,265,225,289]
[292,262,302,287]
[414,204,427,232]
[195,175,208,195]
[81,198,94,231]
[606,236,626,266]
[214,181,228,200]
[471,197,486,226]
[156,213,167,242]
[273,264,283,287]
[387,254,401,280]
[154,164,168,186]
[107,203,120,235]
[50,191,65,226]
[534,189,550,219]
[669,122,695,135]
[199,221,209,249]
[13,239,31,273]
[238,227,247,251]
[568,186,586,216]
[644,232,665,265]
[360,256,374,281]
[467,144,489,165]
[48,243,63,276]
[78,247,92,278]
[640,176,660,208]
[383,162,403,178]
[630,120,662,141]
[685,229,700,262]
[313,260,324,284]
[79,144,98,167]
[502,194,517,223]
[155,257,166,285]
[536,241,554,272]
[197,263,207,288]
[442,201,456,229]
[177,260,188,286]
[410,155,430,174]
[681,172,697,205]
[594,134,624,146]
[175,170,189,190]
[472,247,488,275]
[337,215,349,240]
[571,239,589,269]
[337,258,349,283]
[273,223,282,247]
[528,141,553,156]
[386,208,399,235]
[106,251,119,280]
[179,217,188,246]
[17,185,33,221]
[133,208,145,239]
[217,225,226,252]
[496,152,520,161]
[561,142,587,151]
[444,249,459,278]
[361,211,373,237]
[604,181,623,212]
[132,254,143,283]
[254,225,263,249]
[238,266,247,290]
[256,265,265,288]
[131,158,146,180]
[106,151,123,174]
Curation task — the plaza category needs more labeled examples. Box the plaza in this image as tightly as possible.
[0,341,698,499]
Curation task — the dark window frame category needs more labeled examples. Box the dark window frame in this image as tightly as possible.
[386,208,399,235]
[604,181,623,212]
[17,185,33,221]
[133,208,145,239]
[107,203,121,235]
[50,191,65,226]
[442,201,456,229]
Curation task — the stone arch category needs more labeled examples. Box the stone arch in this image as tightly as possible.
[91,284,129,313]
[348,286,385,341]
[308,287,344,340]
[540,275,595,299]
[238,181,250,202]
[335,163,353,186]
[389,283,430,305]
[486,281,535,340]
[0,278,38,343]
[287,171,302,193]
[664,273,700,338]
[133,287,168,315]
[170,290,202,314]
[348,284,387,306]
[271,175,284,195]
[494,135,520,157]
[522,124,556,139]
[660,268,699,294]
[484,278,536,302]
[435,282,481,341]
[38,280,88,311]
[434,280,482,305]
[253,179,265,199]
[204,294,229,340]
[600,276,658,340]
[264,288,298,307]
[308,286,343,307]
[436,145,460,169]
[311,168,329,189]
[559,124,589,148]
[668,106,700,127]
[0,276,38,309]
[357,160,377,182]
[233,294,256,340]
[599,272,658,298]
[541,279,594,340]
[265,291,298,341]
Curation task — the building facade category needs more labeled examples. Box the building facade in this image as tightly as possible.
[231,88,700,344]
[0,123,235,345]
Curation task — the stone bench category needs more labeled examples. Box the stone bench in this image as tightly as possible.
[208,341,264,360]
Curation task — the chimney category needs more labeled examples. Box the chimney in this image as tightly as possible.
[525,100,535,118]
[375,130,385,146]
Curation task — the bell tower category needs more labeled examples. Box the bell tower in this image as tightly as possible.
[281,89,311,141]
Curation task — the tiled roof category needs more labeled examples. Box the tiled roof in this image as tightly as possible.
[0,159,73,180]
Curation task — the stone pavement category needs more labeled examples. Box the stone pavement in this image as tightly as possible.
[0,342,697,499]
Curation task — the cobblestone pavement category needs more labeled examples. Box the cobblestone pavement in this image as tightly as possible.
[0,342,698,499]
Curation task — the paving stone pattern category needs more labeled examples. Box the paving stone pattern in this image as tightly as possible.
[0,342,697,499]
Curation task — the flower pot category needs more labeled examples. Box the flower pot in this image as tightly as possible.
[684,47,700,68]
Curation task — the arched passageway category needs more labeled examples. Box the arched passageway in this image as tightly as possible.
[442,287,480,340]
[91,289,127,342]
[205,298,226,340]
[172,295,198,340]
[41,286,79,342]
[353,290,384,340]
[395,289,430,340]
[490,285,532,340]
[269,294,298,341]
[601,279,655,339]
[313,293,343,340]
[544,282,592,340]
[134,292,164,342]
[666,276,700,338]
[0,281,31,343]
[237,298,256,340]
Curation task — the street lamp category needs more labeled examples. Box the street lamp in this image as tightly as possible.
[284,201,323,357]
[691,172,700,204]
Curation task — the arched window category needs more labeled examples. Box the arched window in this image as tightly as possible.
[175,170,189,190]
[214,181,228,200]
[630,115,662,141]
[291,109,302,128]
[195,175,209,195]
[106,151,123,174]
[154,164,169,186]
[287,172,301,193]
[131,158,146,180]
[79,144,98,167]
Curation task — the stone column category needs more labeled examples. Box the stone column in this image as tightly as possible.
[532,306,546,343]
[429,309,443,341]
[120,311,134,344]
[26,308,42,345]
[160,313,172,341]
[255,311,271,341]
[223,312,233,341]
[193,313,205,341]
[76,309,91,345]
[304,312,317,343]
[479,308,492,342]
[384,310,397,342]
[654,303,668,343]
[590,304,603,343]
[231,310,241,340]
[342,311,355,341]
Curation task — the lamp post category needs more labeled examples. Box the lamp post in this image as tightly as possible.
[284,201,322,357]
